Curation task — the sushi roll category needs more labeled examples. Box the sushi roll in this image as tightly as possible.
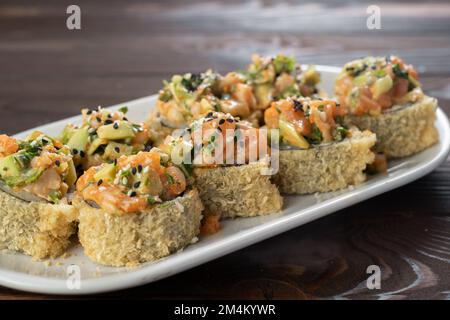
[335,55,438,158]
[160,112,283,219]
[59,106,154,171]
[0,132,78,259]
[74,150,203,267]
[264,97,376,194]
[147,54,321,143]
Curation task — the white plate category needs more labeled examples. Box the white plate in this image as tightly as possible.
[1,66,449,295]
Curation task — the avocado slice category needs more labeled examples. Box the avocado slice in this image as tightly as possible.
[59,124,78,144]
[87,138,108,155]
[372,75,393,98]
[67,127,89,153]
[254,84,273,109]
[279,119,310,149]
[65,159,77,187]
[93,163,117,183]
[0,155,43,187]
[104,142,133,160]
[0,155,21,181]
[97,121,135,140]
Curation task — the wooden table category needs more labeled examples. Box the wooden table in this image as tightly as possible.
[0,0,449,299]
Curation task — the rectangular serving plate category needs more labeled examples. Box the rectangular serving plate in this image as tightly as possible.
[1,66,449,295]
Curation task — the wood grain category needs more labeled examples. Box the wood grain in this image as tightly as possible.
[0,0,449,299]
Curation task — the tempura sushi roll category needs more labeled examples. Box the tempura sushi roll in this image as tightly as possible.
[161,112,283,219]
[264,97,376,194]
[335,55,438,158]
[74,150,203,267]
[0,132,77,259]
[60,106,154,171]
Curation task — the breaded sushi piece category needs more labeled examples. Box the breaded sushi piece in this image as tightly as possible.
[74,150,203,267]
[274,130,376,194]
[0,132,78,259]
[335,55,438,158]
[193,159,283,218]
[160,112,283,218]
[264,97,376,194]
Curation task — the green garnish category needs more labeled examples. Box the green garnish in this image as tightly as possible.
[165,172,175,184]
[273,54,296,75]
[393,64,409,79]
[118,106,129,114]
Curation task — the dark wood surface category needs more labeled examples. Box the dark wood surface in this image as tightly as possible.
[0,0,449,300]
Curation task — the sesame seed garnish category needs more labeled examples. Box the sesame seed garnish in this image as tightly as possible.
[137,165,143,173]
[97,179,103,186]
[226,118,234,123]
[113,159,117,166]
[79,150,85,158]
[206,112,213,117]
[113,122,119,129]
[114,146,120,153]
[129,191,137,197]
[72,149,78,155]
[123,117,128,121]
[55,160,61,167]
[133,181,141,188]
[86,110,92,115]
[104,119,113,125]
[219,119,225,125]
[96,117,102,122]
[107,113,112,118]
[131,167,137,175]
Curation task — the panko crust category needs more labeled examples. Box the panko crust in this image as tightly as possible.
[343,96,438,158]
[0,190,77,259]
[193,161,283,218]
[75,189,203,267]
[274,130,376,194]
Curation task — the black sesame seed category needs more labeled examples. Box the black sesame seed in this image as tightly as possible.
[113,122,119,129]
[96,117,102,122]
[123,117,128,121]
[293,100,303,111]
[206,112,213,117]
[219,119,225,125]
[133,181,141,188]
[137,165,143,173]
[129,191,137,197]
[97,179,103,186]
[55,160,61,167]
[80,150,85,158]
[107,113,112,118]
[86,110,92,115]
[104,119,113,125]
[113,159,117,166]
[217,127,222,132]
[72,149,78,155]
[226,118,234,123]
[114,146,120,153]
[132,167,137,175]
